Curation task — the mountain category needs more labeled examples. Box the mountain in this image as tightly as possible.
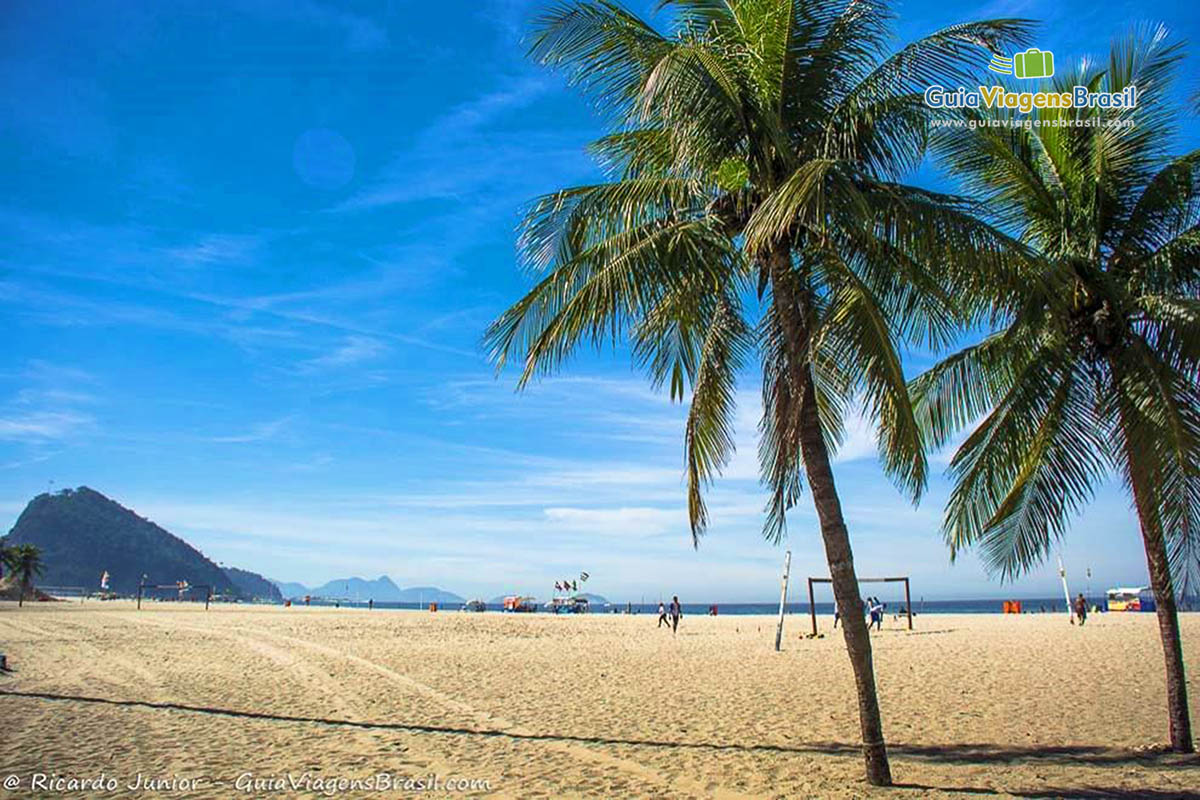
[269,577,464,604]
[308,575,402,601]
[396,586,464,603]
[222,567,283,602]
[269,579,311,600]
[2,487,239,597]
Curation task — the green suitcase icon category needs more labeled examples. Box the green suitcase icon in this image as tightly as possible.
[1013,48,1054,79]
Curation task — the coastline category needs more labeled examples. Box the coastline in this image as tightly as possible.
[1,602,1197,798]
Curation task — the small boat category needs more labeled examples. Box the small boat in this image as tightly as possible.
[462,599,487,612]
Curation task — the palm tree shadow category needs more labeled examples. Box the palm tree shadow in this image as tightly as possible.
[3,688,1198,797]
[895,784,1200,799]
[889,742,1198,769]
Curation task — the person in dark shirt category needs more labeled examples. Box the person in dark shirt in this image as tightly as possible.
[1074,593,1088,626]
[669,596,682,633]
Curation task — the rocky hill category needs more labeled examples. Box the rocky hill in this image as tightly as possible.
[222,566,283,601]
[3,487,252,598]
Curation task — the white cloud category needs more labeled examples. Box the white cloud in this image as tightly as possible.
[302,335,388,371]
[0,410,94,442]
[208,416,294,444]
[163,234,262,266]
[542,506,681,537]
[333,76,570,213]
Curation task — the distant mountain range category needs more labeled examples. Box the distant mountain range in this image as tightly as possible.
[1,486,579,608]
[1,487,277,600]
[270,576,463,603]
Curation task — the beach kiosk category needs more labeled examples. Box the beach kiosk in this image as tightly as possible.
[1106,586,1156,612]
[502,595,537,613]
[545,595,589,614]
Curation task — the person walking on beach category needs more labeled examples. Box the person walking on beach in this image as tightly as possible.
[833,599,841,629]
[669,596,682,633]
[657,601,668,628]
[1074,593,1088,626]
[869,598,884,631]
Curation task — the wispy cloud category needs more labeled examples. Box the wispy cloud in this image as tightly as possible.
[334,76,576,213]
[0,361,101,444]
[208,416,295,444]
[302,335,388,371]
[163,234,263,266]
[0,410,94,442]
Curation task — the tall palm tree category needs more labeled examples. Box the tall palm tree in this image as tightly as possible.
[0,541,11,581]
[9,544,45,608]
[913,26,1198,753]
[486,0,1030,784]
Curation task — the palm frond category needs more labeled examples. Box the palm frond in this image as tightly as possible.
[529,0,671,122]
[684,293,752,544]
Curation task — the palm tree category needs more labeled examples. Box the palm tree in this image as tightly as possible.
[9,544,45,608]
[486,0,1030,784]
[912,26,1198,753]
[0,541,11,581]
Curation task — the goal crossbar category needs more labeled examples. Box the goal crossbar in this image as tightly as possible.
[136,583,213,610]
[37,585,87,604]
[807,576,912,634]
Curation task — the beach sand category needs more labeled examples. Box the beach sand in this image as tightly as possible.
[0,602,1197,798]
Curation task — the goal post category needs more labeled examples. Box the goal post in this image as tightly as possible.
[37,585,87,604]
[136,582,213,610]
[808,576,912,635]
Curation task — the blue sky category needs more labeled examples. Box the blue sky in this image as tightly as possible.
[2,0,1197,602]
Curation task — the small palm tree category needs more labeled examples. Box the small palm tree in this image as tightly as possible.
[0,542,10,581]
[487,0,1030,784]
[9,545,45,608]
[913,26,1198,753]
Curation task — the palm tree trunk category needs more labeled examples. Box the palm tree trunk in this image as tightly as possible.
[797,373,892,784]
[1125,458,1194,753]
[769,244,892,785]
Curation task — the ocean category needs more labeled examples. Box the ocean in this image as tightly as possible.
[292,597,1106,615]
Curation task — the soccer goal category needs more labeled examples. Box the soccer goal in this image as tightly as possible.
[807,576,912,635]
[136,581,213,610]
[37,585,87,603]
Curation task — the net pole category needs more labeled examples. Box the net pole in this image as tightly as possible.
[774,550,791,652]
[808,577,817,637]
[1057,554,1072,621]
[904,578,912,630]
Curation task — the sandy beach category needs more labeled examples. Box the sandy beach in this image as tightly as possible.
[0,602,1197,799]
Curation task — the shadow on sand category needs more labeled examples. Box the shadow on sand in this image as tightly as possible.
[2,688,1196,796]
[893,784,1200,799]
